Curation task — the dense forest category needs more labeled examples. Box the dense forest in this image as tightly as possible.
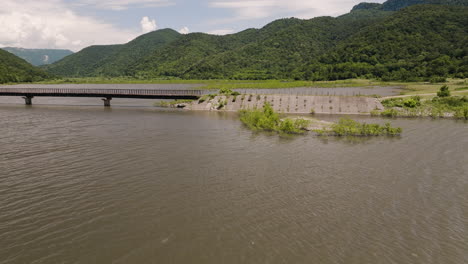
[0,49,49,83]
[40,0,468,81]
[305,5,468,81]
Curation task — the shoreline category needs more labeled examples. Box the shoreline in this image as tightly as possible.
[185,94,384,115]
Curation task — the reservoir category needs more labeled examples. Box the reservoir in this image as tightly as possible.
[0,91,466,263]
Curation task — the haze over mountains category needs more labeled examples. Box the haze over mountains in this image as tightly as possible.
[1,47,73,66]
[0,49,49,83]
[1,0,467,84]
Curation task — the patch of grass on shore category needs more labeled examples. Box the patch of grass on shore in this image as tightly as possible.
[392,79,468,96]
[314,118,402,136]
[239,103,310,134]
[377,87,468,119]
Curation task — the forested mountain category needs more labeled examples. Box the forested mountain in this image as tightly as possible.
[0,49,49,83]
[167,9,392,79]
[44,0,468,81]
[1,47,73,66]
[311,5,468,81]
[353,0,468,11]
[44,45,122,77]
[45,29,180,77]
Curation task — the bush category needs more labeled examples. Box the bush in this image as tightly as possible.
[437,85,451,97]
[240,103,280,132]
[278,118,296,133]
[381,109,400,117]
[198,94,217,103]
[403,98,420,108]
[239,103,310,134]
[382,98,404,108]
[219,87,233,95]
[217,99,227,109]
[454,106,468,120]
[382,96,420,108]
[316,118,402,136]
[219,87,240,96]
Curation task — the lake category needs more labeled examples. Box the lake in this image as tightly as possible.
[0,90,466,263]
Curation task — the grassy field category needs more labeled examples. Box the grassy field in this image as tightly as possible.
[34,77,385,89]
[390,79,468,96]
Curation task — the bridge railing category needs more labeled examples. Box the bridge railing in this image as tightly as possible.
[0,88,204,97]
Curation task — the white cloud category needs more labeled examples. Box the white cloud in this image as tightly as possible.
[179,26,190,34]
[209,0,386,21]
[75,0,175,11]
[140,16,157,33]
[0,0,139,51]
[207,29,235,35]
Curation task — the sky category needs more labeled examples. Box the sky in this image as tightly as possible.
[0,0,385,52]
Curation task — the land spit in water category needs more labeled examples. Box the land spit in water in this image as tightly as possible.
[183,94,384,115]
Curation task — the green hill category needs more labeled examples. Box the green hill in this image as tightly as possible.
[44,45,122,77]
[312,5,468,81]
[44,29,180,77]
[172,9,392,80]
[352,0,468,11]
[1,47,73,66]
[0,49,49,83]
[132,21,305,79]
[45,0,468,81]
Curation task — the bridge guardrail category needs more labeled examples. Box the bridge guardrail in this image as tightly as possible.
[0,88,204,97]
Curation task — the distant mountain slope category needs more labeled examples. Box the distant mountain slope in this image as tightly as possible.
[0,49,49,83]
[45,29,180,77]
[44,0,468,81]
[44,45,122,77]
[1,47,73,66]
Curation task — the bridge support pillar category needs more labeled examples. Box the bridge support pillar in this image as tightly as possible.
[102,97,112,107]
[23,96,34,105]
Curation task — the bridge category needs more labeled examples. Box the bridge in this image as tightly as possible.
[0,88,203,106]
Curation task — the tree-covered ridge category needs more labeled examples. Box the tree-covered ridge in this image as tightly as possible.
[352,0,468,11]
[94,29,181,76]
[314,5,468,81]
[134,4,467,81]
[43,45,122,77]
[44,29,180,77]
[174,9,392,80]
[0,49,49,83]
[43,0,468,81]
[1,47,73,66]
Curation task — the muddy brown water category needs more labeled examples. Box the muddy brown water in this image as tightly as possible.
[0,94,467,264]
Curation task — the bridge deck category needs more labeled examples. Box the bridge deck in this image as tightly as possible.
[0,88,203,99]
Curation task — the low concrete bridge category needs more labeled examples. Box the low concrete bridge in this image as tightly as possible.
[0,88,203,106]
